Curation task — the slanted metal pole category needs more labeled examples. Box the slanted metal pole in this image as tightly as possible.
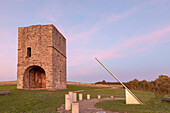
[95,58,127,88]
[95,58,143,104]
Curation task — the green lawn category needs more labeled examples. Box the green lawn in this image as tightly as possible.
[0,85,169,113]
[95,89,170,113]
[0,85,101,113]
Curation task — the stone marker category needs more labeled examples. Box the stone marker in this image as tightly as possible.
[110,96,114,99]
[79,93,83,101]
[69,91,73,103]
[87,94,90,100]
[65,94,71,110]
[73,93,77,102]
[98,95,101,99]
[162,97,170,102]
[72,103,79,113]
[0,91,10,95]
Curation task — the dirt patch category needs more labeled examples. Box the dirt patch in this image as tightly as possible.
[57,97,125,113]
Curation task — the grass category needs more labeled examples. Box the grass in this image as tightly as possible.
[0,85,169,113]
[79,88,125,99]
[95,89,170,113]
[0,85,101,113]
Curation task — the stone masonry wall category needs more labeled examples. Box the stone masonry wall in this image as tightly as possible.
[17,24,66,90]
[52,25,67,89]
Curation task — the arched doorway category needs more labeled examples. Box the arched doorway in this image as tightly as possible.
[23,66,46,89]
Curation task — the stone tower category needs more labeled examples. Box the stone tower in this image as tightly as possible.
[17,24,67,90]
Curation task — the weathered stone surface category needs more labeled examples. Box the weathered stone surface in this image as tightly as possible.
[17,24,67,90]
[65,94,71,110]
[87,94,90,100]
[73,93,77,102]
[79,93,83,101]
[0,91,10,95]
[72,103,79,113]
[69,91,73,103]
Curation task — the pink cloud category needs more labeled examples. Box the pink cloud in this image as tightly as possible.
[68,25,170,67]
[121,26,170,53]
[68,0,163,43]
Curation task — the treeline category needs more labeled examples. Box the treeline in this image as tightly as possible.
[95,80,122,85]
[95,75,170,94]
[125,75,170,94]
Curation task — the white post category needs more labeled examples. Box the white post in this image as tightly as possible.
[65,94,71,110]
[72,103,79,113]
[73,93,77,102]
[79,93,83,101]
[69,91,73,103]
[111,96,114,99]
[98,95,101,99]
[87,94,90,100]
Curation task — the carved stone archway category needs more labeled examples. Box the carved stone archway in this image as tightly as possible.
[23,66,46,89]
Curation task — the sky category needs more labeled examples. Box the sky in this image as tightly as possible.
[0,0,170,83]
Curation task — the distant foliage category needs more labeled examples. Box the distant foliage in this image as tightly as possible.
[95,75,170,94]
[125,75,170,94]
[95,80,121,85]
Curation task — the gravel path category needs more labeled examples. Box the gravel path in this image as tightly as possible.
[57,97,125,113]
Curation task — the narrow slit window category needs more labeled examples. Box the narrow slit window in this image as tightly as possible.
[27,48,31,57]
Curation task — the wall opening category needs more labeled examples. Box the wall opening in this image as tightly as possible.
[27,47,31,57]
[23,66,46,89]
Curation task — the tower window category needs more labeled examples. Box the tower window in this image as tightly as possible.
[27,48,31,57]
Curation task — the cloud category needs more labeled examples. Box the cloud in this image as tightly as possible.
[68,0,163,43]
[121,26,170,53]
[67,25,170,80]
[68,25,170,67]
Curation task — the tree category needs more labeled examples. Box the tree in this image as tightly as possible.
[102,80,106,84]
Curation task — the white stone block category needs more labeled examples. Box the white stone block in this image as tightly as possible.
[98,95,101,99]
[73,92,77,102]
[110,96,114,99]
[125,89,141,104]
[69,91,73,103]
[87,94,90,100]
[79,93,83,101]
[72,103,79,113]
[65,94,71,110]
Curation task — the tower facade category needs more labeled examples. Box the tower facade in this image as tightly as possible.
[17,24,66,90]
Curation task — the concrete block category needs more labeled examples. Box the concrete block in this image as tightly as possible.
[98,95,101,99]
[72,103,79,113]
[110,96,114,99]
[87,94,90,100]
[79,93,83,101]
[69,91,73,103]
[125,89,141,104]
[65,94,71,110]
[73,93,77,102]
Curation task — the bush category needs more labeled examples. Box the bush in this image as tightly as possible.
[125,75,170,94]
